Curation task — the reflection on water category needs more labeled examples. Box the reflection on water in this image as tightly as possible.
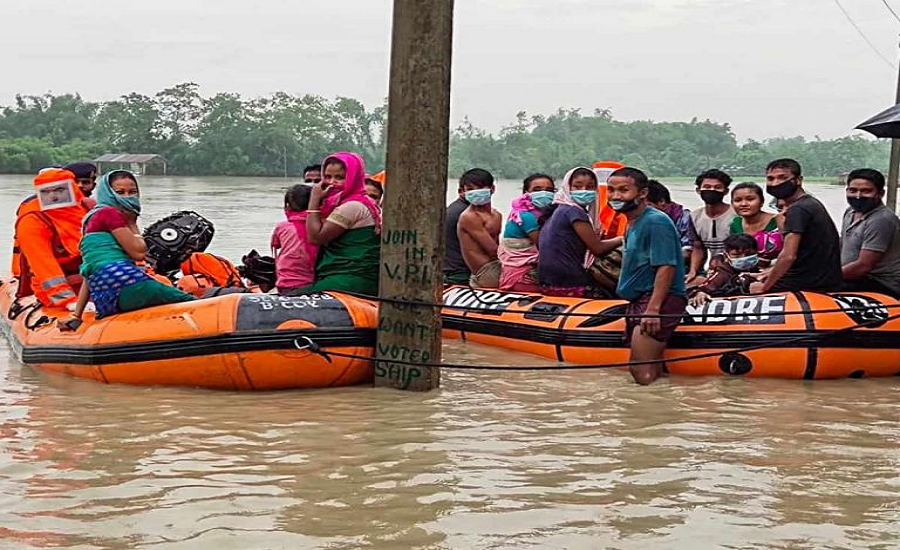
[0,175,897,549]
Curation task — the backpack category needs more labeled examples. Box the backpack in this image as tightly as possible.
[179,252,244,289]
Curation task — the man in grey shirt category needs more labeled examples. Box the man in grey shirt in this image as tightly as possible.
[841,168,900,297]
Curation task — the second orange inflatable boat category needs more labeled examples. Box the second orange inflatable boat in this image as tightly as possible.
[441,286,900,379]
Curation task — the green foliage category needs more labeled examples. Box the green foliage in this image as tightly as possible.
[0,84,387,176]
[448,111,890,179]
[0,85,889,178]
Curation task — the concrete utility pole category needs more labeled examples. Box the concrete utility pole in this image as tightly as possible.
[888,41,900,212]
[375,0,454,391]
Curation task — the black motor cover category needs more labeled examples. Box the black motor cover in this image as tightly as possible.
[143,211,215,277]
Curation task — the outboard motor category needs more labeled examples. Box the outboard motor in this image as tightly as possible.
[143,211,215,277]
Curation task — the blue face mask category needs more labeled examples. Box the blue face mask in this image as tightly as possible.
[728,254,758,271]
[116,194,141,215]
[97,170,141,215]
[464,188,492,206]
[529,190,555,209]
[571,190,597,206]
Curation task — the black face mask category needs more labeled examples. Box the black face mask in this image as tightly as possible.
[699,189,726,205]
[766,178,799,200]
[847,195,880,213]
[608,198,640,213]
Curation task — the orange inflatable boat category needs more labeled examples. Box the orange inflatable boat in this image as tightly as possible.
[0,278,376,390]
[441,286,900,379]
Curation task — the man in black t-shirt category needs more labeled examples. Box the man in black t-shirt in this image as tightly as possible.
[749,158,842,294]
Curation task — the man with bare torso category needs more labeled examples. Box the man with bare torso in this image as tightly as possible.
[456,168,502,288]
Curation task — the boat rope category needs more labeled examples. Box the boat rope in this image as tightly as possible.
[338,289,900,320]
[23,305,53,331]
[296,311,900,372]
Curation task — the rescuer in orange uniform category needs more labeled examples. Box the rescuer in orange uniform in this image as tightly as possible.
[10,163,97,278]
[14,168,90,308]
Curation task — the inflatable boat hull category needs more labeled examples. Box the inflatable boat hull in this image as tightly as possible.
[441,286,900,379]
[0,279,376,390]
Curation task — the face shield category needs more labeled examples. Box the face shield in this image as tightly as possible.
[36,179,78,211]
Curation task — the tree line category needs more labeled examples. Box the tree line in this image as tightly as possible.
[0,83,889,179]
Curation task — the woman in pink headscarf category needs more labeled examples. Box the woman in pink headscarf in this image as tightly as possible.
[301,152,382,295]
[497,173,556,292]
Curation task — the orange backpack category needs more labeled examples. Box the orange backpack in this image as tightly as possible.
[179,253,244,289]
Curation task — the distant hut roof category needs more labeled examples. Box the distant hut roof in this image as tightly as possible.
[93,154,168,164]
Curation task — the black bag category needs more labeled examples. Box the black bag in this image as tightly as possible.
[238,249,277,291]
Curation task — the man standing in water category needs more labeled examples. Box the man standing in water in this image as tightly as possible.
[456,168,502,288]
[608,167,686,385]
[749,158,842,294]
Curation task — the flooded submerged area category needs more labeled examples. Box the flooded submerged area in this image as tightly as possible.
[0,175,897,549]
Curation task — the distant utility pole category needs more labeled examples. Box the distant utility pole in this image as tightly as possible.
[888,40,900,212]
[374,0,454,391]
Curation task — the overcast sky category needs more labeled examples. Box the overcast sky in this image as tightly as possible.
[1,0,897,141]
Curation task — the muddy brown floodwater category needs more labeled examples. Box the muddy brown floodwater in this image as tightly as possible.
[0,174,897,549]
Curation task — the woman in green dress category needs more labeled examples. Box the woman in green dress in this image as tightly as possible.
[300,152,382,295]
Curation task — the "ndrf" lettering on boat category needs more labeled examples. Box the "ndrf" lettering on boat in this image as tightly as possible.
[683,295,787,325]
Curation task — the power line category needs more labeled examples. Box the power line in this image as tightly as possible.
[879,0,900,24]
[832,0,896,69]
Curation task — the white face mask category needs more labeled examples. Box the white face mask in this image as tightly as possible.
[464,188,492,206]
[36,179,77,211]
[727,253,759,271]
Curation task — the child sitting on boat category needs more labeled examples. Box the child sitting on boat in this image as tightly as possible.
[271,184,318,295]
[688,233,761,306]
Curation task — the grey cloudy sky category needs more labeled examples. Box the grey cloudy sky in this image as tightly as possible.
[1,0,897,141]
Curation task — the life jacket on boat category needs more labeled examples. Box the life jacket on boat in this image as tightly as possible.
[14,169,88,307]
[592,161,627,238]
[10,194,38,278]
[12,195,97,279]
[176,252,245,297]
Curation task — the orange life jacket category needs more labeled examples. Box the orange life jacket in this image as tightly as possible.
[599,207,627,238]
[175,274,215,298]
[370,170,386,186]
[15,210,83,306]
[10,195,38,278]
[179,253,244,289]
[15,169,88,307]
[591,161,628,238]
